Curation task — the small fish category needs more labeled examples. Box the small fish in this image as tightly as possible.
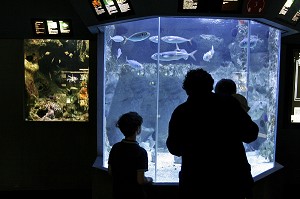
[45,51,51,55]
[231,27,238,37]
[239,35,260,49]
[151,45,197,61]
[149,35,159,43]
[203,45,214,62]
[161,36,192,45]
[126,57,143,69]
[117,48,122,59]
[109,35,124,42]
[123,31,150,44]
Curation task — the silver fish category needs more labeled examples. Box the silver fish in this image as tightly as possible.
[161,36,192,45]
[239,35,260,49]
[126,57,143,69]
[203,45,214,62]
[149,35,159,43]
[124,31,150,44]
[151,45,197,61]
[117,48,122,59]
[109,35,124,42]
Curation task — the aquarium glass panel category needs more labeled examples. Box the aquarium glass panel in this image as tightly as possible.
[100,17,281,182]
[24,39,90,121]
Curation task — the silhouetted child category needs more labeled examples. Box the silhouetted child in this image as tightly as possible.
[215,78,250,112]
[233,93,250,112]
[108,111,153,199]
[215,78,254,198]
[214,78,237,95]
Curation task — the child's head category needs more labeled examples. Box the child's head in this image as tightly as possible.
[232,93,250,112]
[116,111,143,137]
[214,78,237,95]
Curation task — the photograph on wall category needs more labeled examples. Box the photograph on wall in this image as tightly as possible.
[221,0,243,12]
[91,0,134,21]
[115,0,133,13]
[92,0,107,16]
[294,51,300,101]
[24,39,89,122]
[278,0,300,25]
[32,19,72,36]
[291,49,300,123]
[103,0,119,15]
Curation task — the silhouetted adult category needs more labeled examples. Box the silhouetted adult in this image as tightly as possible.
[166,68,259,199]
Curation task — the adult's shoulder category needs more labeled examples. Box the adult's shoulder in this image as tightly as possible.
[172,101,188,113]
[214,92,239,105]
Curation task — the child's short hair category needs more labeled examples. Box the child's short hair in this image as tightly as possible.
[116,111,143,137]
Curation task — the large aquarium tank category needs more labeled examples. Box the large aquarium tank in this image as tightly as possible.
[97,17,281,183]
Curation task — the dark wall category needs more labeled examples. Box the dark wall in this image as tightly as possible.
[0,1,92,39]
[0,0,97,194]
[69,0,300,35]
[275,33,300,197]
[0,39,97,191]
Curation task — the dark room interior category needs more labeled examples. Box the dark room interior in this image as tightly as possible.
[1,0,300,199]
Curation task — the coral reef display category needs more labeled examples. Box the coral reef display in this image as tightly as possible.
[24,39,89,121]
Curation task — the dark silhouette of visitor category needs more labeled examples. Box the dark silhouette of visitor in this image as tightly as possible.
[166,69,259,199]
[232,93,250,113]
[108,111,153,199]
[214,78,237,95]
[215,78,250,112]
[215,78,254,198]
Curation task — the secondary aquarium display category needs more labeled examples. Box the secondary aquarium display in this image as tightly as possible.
[24,39,89,121]
[98,17,281,182]
[291,49,300,123]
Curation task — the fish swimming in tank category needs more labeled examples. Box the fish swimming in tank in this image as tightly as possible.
[123,31,150,44]
[125,57,143,70]
[239,35,260,49]
[149,35,159,43]
[108,35,124,43]
[151,44,197,61]
[161,35,193,45]
[116,48,122,59]
[203,45,214,62]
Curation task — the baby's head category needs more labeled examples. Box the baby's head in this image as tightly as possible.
[214,78,237,95]
[232,94,250,112]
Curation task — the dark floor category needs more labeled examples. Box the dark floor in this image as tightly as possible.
[0,189,92,199]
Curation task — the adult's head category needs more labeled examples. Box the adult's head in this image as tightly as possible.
[214,78,237,95]
[182,68,214,96]
[116,111,143,137]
